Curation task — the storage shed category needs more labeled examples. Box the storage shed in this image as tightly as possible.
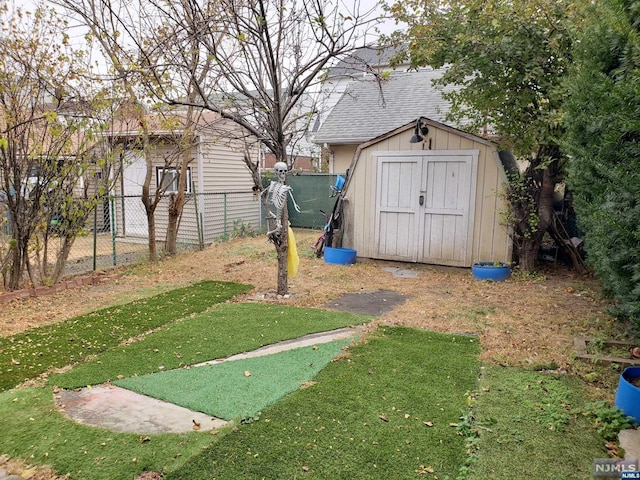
[313,69,512,267]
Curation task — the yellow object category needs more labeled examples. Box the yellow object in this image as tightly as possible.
[287,226,299,277]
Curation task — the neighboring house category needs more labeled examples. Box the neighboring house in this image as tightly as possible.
[312,70,512,267]
[105,110,263,244]
[261,152,316,173]
[313,44,411,135]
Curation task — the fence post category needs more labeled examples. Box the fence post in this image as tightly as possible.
[110,196,117,266]
[193,185,204,250]
[93,203,98,271]
[223,192,228,238]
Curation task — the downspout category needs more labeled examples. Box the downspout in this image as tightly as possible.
[323,143,334,174]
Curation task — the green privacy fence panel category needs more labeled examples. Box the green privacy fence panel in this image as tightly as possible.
[284,174,342,229]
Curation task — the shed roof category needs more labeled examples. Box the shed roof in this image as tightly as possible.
[312,68,459,145]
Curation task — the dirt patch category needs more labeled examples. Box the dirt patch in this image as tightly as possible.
[0,455,69,479]
[0,229,625,382]
[324,289,407,316]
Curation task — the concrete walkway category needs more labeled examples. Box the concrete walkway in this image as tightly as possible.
[54,326,364,435]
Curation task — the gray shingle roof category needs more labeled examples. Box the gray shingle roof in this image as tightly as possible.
[312,69,456,145]
[327,45,407,77]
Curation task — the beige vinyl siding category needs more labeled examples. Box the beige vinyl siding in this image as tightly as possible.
[341,122,512,266]
[331,144,358,174]
[112,122,262,244]
[199,139,256,192]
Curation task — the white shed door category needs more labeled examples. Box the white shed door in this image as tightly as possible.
[374,150,478,266]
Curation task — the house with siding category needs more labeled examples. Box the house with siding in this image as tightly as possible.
[311,70,513,267]
[105,109,263,245]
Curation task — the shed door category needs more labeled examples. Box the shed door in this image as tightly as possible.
[374,150,478,266]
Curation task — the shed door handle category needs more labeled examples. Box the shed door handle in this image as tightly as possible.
[419,195,424,206]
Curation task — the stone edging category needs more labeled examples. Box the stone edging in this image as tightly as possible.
[0,274,122,304]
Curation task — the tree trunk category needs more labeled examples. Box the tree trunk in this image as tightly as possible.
[147,211,157,261]
[275,206,289,295]
[166,146,192,255]
[166,193,181,255]
[52,236,76,283]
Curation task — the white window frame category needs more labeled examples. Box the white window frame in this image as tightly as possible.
[156,166,192,194]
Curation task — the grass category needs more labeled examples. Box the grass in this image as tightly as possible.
[469,365,608,480]
[0,281,615,480]
[0,281,252,391]
[50,303,371,389]
[115,338,355,420]
[164,327,482,480]
[0,387,217,480]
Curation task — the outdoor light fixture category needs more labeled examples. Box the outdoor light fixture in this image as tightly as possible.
[409,117,430,143]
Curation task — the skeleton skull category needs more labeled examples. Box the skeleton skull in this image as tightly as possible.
[273,161,288,181]
[274,162,288,173]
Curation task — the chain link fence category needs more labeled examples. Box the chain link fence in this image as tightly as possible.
[0,177,339,285]
[0,191,265,282]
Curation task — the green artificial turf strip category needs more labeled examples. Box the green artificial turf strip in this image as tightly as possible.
[0,281,251,392]
[0,387,217,480]
[166,326,482,480]
[115,338,354,420]
[51,303,371,389]
[469,365,607,480]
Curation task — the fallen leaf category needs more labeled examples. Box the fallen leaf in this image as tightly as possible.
[379,414,389,422]
[449,423,458,427]
[302,466,309,471]
[139,436,151,444]
[244,371,251,377]
[11,358,20,365]
[423,421,434,427]
[192,420,201,431]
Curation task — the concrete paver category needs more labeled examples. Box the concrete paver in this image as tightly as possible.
[620,428,640,461]
[56,385,225,434]
[56,326,364,435]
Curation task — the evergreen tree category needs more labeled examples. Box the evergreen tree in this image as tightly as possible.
[563,0,640,325]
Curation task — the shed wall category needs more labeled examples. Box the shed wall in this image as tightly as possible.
[342,125,512,266]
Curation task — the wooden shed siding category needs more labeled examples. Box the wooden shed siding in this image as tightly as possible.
[341,123,511,266]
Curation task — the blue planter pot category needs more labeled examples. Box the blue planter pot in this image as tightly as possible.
[615,367,640,424]
[472,262,511,281]
[324,247,357,265]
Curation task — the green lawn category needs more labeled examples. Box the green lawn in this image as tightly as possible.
[0,280,252,391]
[0,282,614,480]
[469,365,609,480]
[50,303,371,389]
[164,327,481,480]
[114,338,356,421]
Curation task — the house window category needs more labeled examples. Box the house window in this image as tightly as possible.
[156,167,192,194]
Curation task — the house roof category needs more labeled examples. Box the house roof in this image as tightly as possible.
[312,68,460,145]
[326,44,408,78]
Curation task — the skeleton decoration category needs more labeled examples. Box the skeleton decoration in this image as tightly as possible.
[265,161,300,238]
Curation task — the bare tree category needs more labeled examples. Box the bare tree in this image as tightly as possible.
[147,0,383,294]
[54,0,200,259]
[57,0,382,292]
